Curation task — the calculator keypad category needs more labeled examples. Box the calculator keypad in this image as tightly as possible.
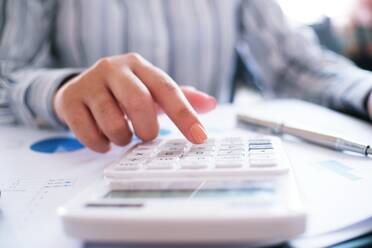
[106,137,288,179]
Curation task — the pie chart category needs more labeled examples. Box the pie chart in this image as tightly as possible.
[30,137,84,154]
[30,128,172,154]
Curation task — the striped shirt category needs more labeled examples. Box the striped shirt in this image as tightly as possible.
[0,0,372,129]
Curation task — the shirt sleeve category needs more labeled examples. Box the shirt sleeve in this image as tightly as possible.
[0,0,81,129]
[238,0,372,121]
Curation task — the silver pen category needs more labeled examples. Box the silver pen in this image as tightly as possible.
[237,113,372,156]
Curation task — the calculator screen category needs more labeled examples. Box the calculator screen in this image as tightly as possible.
[104,180,275,200]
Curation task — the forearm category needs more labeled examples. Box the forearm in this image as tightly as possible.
[3,68,81,128]
[240,0,372,121]
[269,47,372,120]
[0,0,78,128]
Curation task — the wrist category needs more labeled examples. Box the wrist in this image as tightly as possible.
[53,74,78,124]
[53,90,64,124]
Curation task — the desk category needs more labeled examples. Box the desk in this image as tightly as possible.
[1,100,372,248]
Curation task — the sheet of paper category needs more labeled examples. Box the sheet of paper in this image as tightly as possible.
[291,217,372,248]
[238,100,372,240]
[1,101,372,248]
[0,126,134,248]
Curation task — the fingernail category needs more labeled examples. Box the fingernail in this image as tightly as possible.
[209,96,217,108]
[190,123,208,144]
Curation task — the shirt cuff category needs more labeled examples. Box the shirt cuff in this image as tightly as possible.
[27,68,82,129]
[9,68,82,129]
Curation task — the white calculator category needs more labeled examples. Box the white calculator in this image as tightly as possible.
[58,136,306,245]
[104,137,289,179]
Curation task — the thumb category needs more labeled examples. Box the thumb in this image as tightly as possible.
[180,86,217,113]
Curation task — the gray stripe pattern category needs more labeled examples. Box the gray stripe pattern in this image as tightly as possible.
[0,0,371,129]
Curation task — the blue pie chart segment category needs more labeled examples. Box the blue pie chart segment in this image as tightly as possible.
[30,137,85,154]
[31,128,171,153]
[159,128,171,136]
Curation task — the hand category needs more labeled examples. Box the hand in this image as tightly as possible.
[351,0,372,28]
[54,53,217,153]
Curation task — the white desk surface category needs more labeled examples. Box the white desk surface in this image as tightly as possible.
[1,99,372,248]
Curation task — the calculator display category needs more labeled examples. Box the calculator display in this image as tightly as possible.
[105,181,275,200]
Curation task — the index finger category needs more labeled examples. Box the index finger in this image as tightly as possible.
[131,57,208,144]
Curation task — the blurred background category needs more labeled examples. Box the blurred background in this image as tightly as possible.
[236,0,372,105]
[280,0,372,71]
[279,0,353,24]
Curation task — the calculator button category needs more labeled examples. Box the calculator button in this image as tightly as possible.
[249,149,274,155]
[186,151,215,156]
[133,146,155,152]
[115,162,141,171]
[181,155,211,160]
[180,161,209,169]
[221,137,242,142]
[249,154,276,161]
[161,142,189,150]
[122,157,147,163]
[221,139,245,145]
[250,159,277,167]
[152,157,179,163]
[157,150,184,157]
[163,139,189,147]
[204,138,216,144]
[190,145,216,151]
[180,156,211,169]
[189,146,216,152]
[249,144,273,150]
[248,139,272,145]
[160,148,187,154]
[215,160,244,168]
[217,150,245,156]
[218,148,245,153]
[126,151,153,159]
[216,155,245,160]
[145,158,178,170]
[220,142,245,147]
[137,139,162,148]
[219,144,245,150]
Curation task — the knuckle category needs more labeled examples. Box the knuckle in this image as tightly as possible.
[127,93,149,112]
[91,144,110,153]
[103,118,132,146]
[140,127,159,142]
[175,106,192,121]
[65,110,109,153]
[86,134,103,147]
[126,52,142,64]
[158,79,179,95]
[113,130,133,146]
[117,137,132,146]
[59,84,75,102]
[94,57,113,72]
[67,115,83,131]
[85,133,107,152]
[106,120,126,137]
[68,120,106,152]
[93,96,114,114]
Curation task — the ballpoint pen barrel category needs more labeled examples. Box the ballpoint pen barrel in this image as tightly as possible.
[282,126,370,155]
[367,148,372,156]
[281,125,338,149]
[335,139,371,155]
[237,114,283,132]
[237,113,371,156]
